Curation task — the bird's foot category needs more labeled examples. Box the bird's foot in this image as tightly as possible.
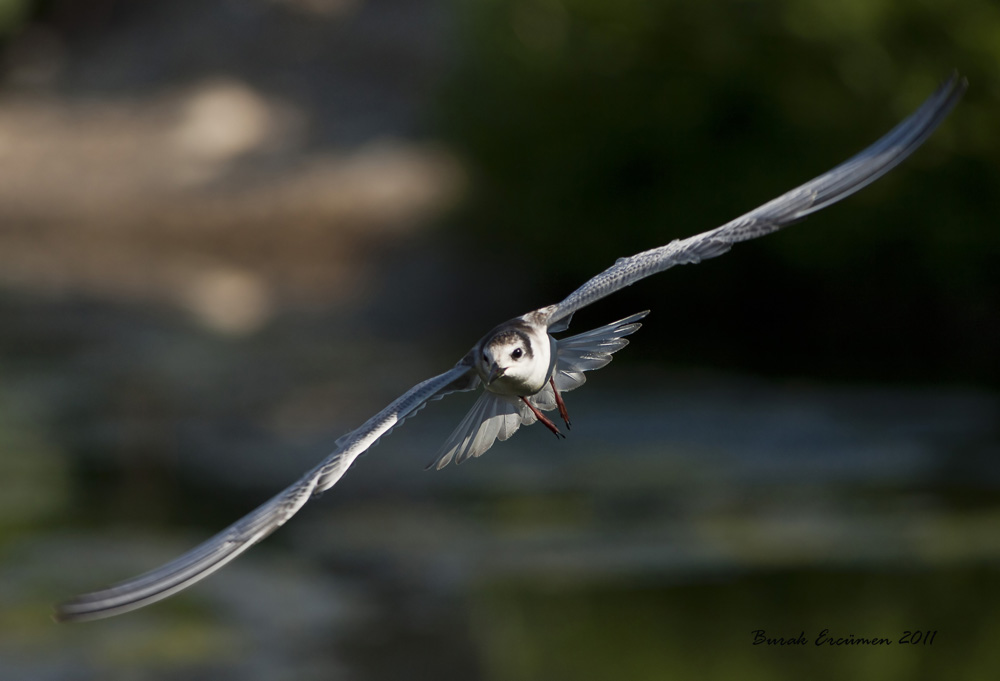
[521,396,566,439]
[550,377,571,430]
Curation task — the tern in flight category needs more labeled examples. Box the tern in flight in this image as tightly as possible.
[57,73,966,621]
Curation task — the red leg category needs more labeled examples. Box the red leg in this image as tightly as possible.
[549,377,571,429]
[520,396,565,439]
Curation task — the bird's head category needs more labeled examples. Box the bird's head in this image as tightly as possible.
[482,329,534,387]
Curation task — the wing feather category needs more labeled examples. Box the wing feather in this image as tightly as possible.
[544,73,966,326]
[56,364,476,622]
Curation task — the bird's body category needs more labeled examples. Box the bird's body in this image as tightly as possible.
[431,309,647,468]
[56,73,967,622]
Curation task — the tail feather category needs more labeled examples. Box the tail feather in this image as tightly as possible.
[550,311,648,395]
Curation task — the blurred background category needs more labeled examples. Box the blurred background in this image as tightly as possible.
[0,0,998,679]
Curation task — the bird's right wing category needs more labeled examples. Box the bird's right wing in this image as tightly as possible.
[543,72,966,327]
[56,363,478,623]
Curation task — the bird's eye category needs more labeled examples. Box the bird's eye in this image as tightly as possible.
[511,348,523,360]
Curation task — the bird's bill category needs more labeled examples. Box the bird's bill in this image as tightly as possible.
[487,363,505,385]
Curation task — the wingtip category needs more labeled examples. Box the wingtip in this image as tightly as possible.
[51,600,104,624]
[52,596,87,624]
[51,591,129,624]
[938,69,968,103]
[957,74,970,95]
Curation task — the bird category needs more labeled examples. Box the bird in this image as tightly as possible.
[55,73,966,622]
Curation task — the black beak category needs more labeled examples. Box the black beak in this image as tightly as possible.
[487,363,505,385]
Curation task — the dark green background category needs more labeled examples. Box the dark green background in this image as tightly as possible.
[0,1,996,680]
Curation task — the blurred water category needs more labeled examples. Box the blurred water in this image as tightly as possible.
[1,324,998,679]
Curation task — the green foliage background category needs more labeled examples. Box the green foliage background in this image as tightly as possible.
[438,0,998,383]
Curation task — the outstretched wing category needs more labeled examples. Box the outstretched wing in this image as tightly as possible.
[55,364,477,622]
[428,311,649,470]
[543,73,966,327]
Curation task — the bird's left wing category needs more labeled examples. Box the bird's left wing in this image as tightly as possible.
[55,363,477,622]
[543,72,966,327]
